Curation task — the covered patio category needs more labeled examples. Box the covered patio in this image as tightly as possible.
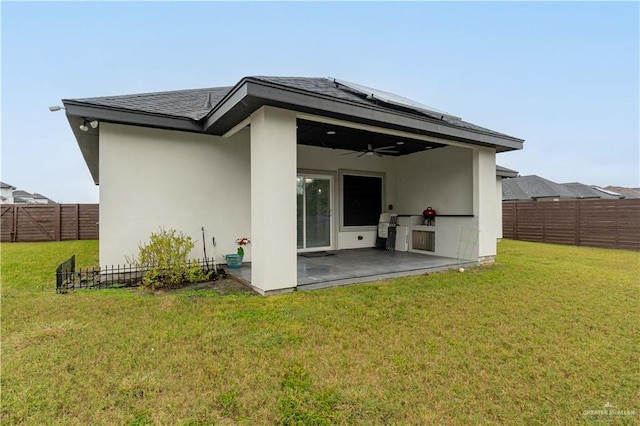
[226,249,476,292]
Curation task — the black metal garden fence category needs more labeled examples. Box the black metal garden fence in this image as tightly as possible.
[55,256,223,293]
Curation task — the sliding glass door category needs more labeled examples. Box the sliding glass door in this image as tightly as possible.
[297,174,333,251]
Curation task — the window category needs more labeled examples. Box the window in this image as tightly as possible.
[341,172,384,228]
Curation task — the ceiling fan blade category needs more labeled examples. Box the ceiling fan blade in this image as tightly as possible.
[340,151,359,156]
[374,152,383,157]
[375,145,399,151]
[357,152,367,158]
[375,149,400,153]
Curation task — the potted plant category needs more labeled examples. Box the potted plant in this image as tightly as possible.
[224,237,250,269]
[236,237,250,258]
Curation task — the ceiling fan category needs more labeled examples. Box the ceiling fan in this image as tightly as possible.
[341,143,400,157]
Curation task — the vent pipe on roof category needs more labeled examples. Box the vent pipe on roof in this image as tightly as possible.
[204,92,212,109]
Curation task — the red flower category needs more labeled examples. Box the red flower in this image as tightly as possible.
[236,237,250,246]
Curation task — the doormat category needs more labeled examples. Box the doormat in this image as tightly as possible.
[298,251,335,258]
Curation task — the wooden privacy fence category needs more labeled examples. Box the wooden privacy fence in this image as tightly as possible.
[503,199,640,250]
[1,204,98,242]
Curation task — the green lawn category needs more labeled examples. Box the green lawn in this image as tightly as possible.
[2,240,638,425]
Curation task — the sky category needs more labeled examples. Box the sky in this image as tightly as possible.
[2,1,638,203]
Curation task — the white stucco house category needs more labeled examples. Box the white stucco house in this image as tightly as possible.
[60,76,524,294]
[0,182,16,204]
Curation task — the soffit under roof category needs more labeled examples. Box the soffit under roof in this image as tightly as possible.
[297,119,444,156]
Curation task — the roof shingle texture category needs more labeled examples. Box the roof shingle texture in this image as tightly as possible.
[252,77,514,138]
[73,86,232,120]
[66,76,516,139]
[502,176,626,200]
[504,175,577,199]
[561,182,621,199]
[502,179,530,201]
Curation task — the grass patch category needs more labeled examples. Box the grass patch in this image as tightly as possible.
[2,240,639,424]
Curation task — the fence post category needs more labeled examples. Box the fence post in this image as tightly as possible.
[615,200,620,248]
[12,205,18,242]
[542,204,547,243]
[575,201,581,246]
[54,204,61,241]
[513,203,518,240]
[75,204,80,240]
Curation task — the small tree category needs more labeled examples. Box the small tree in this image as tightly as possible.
[127,228,205,289]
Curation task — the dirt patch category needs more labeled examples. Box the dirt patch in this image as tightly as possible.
[174,278,254,295]
[140,277,255,296]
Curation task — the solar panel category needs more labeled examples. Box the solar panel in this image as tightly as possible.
[593,187,623,197]
[330,77,460,120]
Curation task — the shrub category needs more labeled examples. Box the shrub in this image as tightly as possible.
[127,228,205,289]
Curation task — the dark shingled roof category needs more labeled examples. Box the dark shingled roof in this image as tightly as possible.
[66,76,517,140]
[251,77,516,139]
[561,182,623,199]
[63,75,525,186]
[503,175,577,200]
[75,86,233,121]
[502,179,531,201]
[503,176,627,201]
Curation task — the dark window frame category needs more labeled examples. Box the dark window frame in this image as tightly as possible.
[339,170,385,231]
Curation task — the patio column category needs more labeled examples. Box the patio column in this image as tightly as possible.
[250,106,298,294]
[472,147,498,263]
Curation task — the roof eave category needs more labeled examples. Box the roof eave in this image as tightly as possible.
[62,77,525,184]
[62,100,203,133]
[203,78,524,152]
[65,113,100,184]
[497,170,519,178]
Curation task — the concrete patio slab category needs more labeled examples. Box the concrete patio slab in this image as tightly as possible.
[226,248,476,292]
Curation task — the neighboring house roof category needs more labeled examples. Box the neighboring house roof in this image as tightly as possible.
[504,175,577,200]
[604,186,640,199]
[33,193,57,203]
[496,165,519,178]
[561,183,624,199]
[502,179,531,201]
[13,190,35,203]
[503,175,629,201]
[61,75,525,185]
[12,190,56,204]
[1,181,16,190]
